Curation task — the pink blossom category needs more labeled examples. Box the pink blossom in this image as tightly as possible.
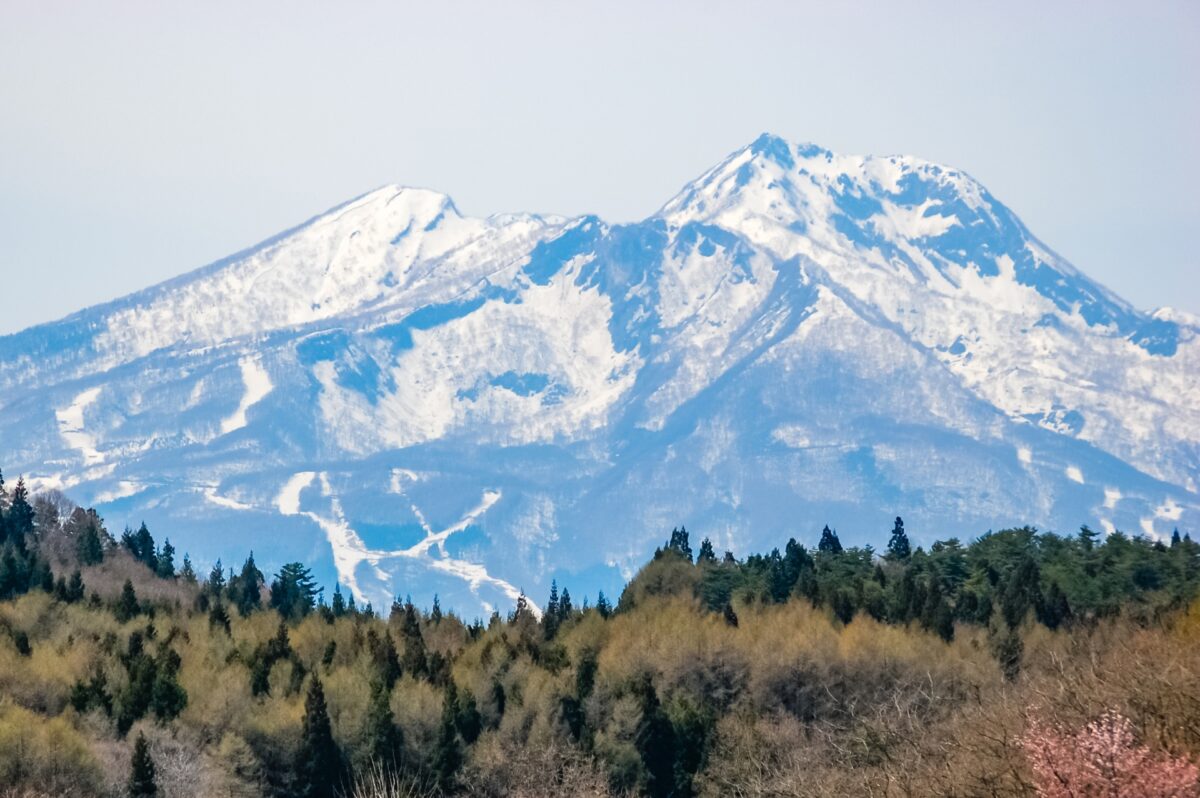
[1021,710,1199,797]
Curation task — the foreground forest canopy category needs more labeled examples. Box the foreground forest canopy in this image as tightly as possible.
[0,468,1198,797]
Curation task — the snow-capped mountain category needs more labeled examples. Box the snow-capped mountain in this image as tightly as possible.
[2,134,1196,614]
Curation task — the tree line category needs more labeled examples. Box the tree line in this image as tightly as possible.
[0,467,1197,797]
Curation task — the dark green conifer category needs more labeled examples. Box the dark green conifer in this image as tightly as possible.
[400,601,427,678]
[887,516,911,560]
[207,559,225,598]
[363,679,403,771]
[208,602,231,634]
[179,554,196,583]
[128,732,157,797]
[233,553,264,616]
[455,687,482,744]
[116,579,139,622]
[818,525,843,554]
[67,569,85,602]
[634,674,675,798]
[595,590,612,619]
[76,520,105,565]
[150,649,187,721]
[155,539,175,579]
[295,675,341,798]
[433,682,463,792]
[270,562,318,620]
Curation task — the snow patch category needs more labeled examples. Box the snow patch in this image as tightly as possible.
[1103,487,1121,510]
[1155,498,1183,521]
[277,472,316,515]
[93,480,145,504]
[204,486,255,512]
[220,357,273,435]
[56,387,104,466]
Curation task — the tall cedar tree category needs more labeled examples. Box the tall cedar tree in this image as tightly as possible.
[296,675,341,798]
[234,553,265,616]
[818,525,843,554]
[434,682,464,792]
[635,674,676,798]
[331,585,347,617]
[116,579,139,622]
[887,516,912,560]
[76,520,105,565]
[128,732,157,797]
[400,601,428,678]
[544,580,560,639]
[363,679,403,771]
[155,539,175,579]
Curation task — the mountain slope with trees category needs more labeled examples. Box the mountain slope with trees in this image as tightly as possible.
[0,472,1198,797]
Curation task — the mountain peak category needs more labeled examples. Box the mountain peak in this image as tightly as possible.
[1,139,1196,615]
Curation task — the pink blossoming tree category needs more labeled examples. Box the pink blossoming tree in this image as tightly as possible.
[1022,710,1199,797]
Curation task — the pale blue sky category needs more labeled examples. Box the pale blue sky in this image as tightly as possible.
[1,1,1196,334]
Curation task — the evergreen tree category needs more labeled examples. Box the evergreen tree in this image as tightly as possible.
[430,594,443,624]
[270,562,319,620]
[1000,556,1042,629]
[992,628,1023,682]
[6,478,34,548]
[233,553,264,616]
[544,580,561,640]
[295,675,341,798]
[400,601,428,678]
[150,649,187,721]
[130,522,157,569]
[1038,581,1072,630]
[366,628,401,689]
[697,537,717,564]
[363,679,403,771]
[31,558,53,592]
[208,601,231,634]
[67,569,85,603]
[179,554,196,584]
[76,520,105,566]
[331,584,347,617]
[116,579,139,622]
[666,526,693,562]
[887,516,912,560]
[155,539,175,579]
[1172,528,1182,548]
[207,559,225,598]
[595,590,612,619]
[128,732,157,797]
[634,674,676,798]
[559,587,574,620]
[434,682,464,792]
[818,525,843,554]
[455,687,483,744]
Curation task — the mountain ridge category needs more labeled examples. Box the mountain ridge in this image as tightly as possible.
[1,134,1196,614]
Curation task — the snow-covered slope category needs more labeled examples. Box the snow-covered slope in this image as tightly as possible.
[1,135,1196,614]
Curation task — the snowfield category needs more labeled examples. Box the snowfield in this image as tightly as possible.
[1,135,1196,614]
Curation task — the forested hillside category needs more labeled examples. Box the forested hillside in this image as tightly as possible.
[1,469,1198,797]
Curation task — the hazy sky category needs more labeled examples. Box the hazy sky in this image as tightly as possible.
[1,1,1197,334]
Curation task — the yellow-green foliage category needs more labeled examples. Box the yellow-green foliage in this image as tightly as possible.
[0,528,1197,798]
[0,701,104,796]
